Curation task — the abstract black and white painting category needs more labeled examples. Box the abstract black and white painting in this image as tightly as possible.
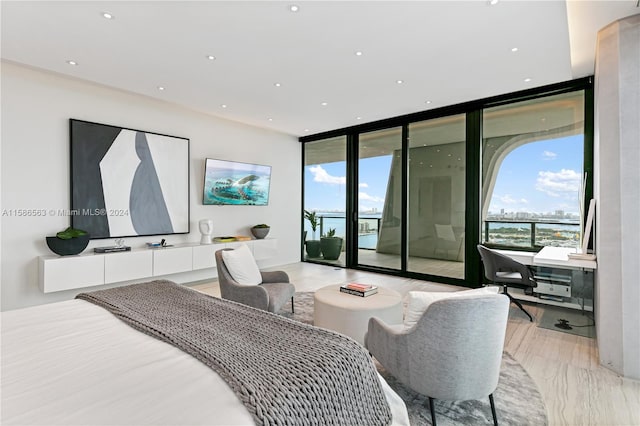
[70,119,189,239]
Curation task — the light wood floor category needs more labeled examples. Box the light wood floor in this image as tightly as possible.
[191,262,640,426]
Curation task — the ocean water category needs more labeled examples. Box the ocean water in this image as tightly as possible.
[303,213,380,249]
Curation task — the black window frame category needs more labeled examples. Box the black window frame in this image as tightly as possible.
[300,77,594,288]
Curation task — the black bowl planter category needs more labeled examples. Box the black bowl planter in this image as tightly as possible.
[46,234,90,256]
[251,226,270,239]
[320,237,343,261]
[305,240,322,258]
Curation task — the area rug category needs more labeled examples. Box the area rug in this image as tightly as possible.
[280,292,548,426]
[538,304,595,338]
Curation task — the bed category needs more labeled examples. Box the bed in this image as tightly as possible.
[1,281,409,425]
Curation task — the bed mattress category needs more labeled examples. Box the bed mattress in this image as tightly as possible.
[1,298,409,425]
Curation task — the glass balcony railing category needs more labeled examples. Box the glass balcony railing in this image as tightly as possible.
[305,216,580,252]
[483,220,581,249]
[304,214,381,250]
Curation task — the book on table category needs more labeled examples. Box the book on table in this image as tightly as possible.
[339,283,378,297]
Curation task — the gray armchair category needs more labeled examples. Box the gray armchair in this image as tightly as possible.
[215,249,295,313]
[366,293,509,426]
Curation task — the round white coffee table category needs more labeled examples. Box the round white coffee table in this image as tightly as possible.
[313,284,403,345]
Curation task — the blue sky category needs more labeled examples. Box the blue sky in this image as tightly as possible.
[305,134,583,215]
[488,135,583,215]
[304,156,392,212]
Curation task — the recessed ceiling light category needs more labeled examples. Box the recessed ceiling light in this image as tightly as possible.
[321,102,328,106]
[355,51,363,56]
[289,5,299,12]
[268,118,273,122]
[488,0,499,5]
[396,80,404,84]
[157,86,165,91]
[425,100,432,104]
[511,47,519,52]
[304,129,310,132]
[524,78,532,82]
[66,60,77,66]
[356,116,362,120]
[207,55,216,60]
[221,104,227,108]
[274,83,281,87]
[101,12,114,19]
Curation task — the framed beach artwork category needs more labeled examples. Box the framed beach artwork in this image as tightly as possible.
[69,119,190,239]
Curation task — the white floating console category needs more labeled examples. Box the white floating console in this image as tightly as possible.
[39,239,277,293]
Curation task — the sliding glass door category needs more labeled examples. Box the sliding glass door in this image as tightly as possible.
[357,127,402,270]
[303,136,347,266]
[407,114,466,279]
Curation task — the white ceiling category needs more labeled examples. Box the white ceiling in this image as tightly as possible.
[2,1,638,137]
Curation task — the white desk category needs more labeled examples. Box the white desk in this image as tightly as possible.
[497,247,596,311]
[533,246,597,270]
[497,246,597,270]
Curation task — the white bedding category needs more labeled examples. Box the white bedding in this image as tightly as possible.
[1,299,409,425]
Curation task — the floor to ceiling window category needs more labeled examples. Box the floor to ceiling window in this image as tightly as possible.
[357,127,402,270]
[481,91,586,250]
[301,78,592,287]
[303,136,347,266]
[407,114,466,279]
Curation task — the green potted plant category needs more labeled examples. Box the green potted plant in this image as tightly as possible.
[303,210,321,258]
[251,223,270,239]
[320,228,343,260]
[46,226,90,256]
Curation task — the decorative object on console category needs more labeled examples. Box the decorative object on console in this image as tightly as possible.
[199,219,213,244]
[320,228,343,260]
[94,238,130,253]
[70,119,189,240]
[45,227,90,256]
[203,158,271,206]
[303,210,321,258]
[213,236,237,243]
[146,239,172,248]
[250,224,270,239]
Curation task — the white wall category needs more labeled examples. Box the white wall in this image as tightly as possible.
[1,62,301,311]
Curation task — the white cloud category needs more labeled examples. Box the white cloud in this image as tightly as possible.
[498,194,528,205]
[535,169,581,197]
[309,165,345,185]
[359,192,385,203]
[359,182,369,188]
[542,150,557,160]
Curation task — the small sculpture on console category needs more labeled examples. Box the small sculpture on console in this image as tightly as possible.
[199,219,214,245]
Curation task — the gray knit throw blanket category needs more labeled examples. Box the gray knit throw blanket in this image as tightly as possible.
[77,280,392,426]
